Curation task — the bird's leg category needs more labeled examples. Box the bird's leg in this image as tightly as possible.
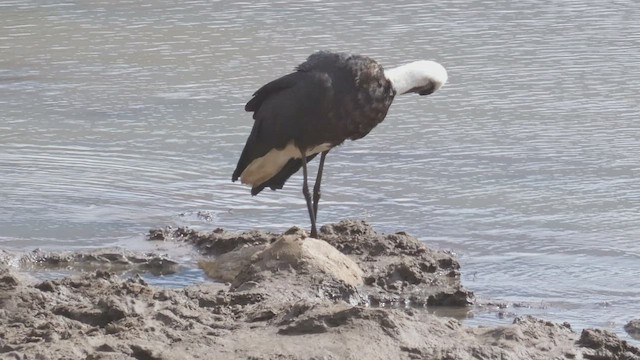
[300,152,317,238]
[312,151,329,222]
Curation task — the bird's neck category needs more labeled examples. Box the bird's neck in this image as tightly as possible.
[384,63,419,95]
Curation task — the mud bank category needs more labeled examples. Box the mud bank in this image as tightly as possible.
[1,248,180,276]
[2,220,639,359]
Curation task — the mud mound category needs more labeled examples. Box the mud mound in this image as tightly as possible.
[2,221,639,359]
[231,229,363,290]
[3,263,636,360]
[321,220,470,306]
[198,226,367,308]
[160,220,473,307]
[579,328,640,359]
[0,268,229,359]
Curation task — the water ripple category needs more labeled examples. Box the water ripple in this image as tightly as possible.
[1,0,639,342]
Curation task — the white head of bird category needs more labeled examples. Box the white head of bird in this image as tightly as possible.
[384,60,448,96]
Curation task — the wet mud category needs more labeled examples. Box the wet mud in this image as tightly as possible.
[1,220,638,359]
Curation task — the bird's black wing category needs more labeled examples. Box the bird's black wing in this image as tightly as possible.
[244,72,301,115]
[232,69,334,195]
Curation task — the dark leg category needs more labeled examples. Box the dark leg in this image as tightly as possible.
[313,151,329,222]
[300,152,317,238]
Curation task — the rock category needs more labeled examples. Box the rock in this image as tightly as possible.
[626,319,640,340]
[184,220,472,307]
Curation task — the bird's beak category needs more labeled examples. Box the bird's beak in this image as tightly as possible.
[418,88,435,96]
[418,81,441,96]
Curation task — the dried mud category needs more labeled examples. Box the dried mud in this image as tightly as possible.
[1,220,638,360]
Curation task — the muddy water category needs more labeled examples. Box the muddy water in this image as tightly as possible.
[1,0,639,342]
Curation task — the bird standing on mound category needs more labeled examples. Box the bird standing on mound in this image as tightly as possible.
[232,51,448,238]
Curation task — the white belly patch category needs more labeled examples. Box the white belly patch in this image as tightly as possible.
[240,141,332,186]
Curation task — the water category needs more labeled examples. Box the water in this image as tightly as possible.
[1,0,639,343]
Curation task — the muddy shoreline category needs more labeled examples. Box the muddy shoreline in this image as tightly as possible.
[1,220,639,359]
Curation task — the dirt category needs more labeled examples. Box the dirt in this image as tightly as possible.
[1,220,639,359]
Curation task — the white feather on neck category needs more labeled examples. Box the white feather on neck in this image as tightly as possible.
[384,60,448,95]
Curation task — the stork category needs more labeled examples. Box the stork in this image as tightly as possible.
[232,51,448,238]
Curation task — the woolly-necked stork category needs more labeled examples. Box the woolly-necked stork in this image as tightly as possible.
[232,51,448,238]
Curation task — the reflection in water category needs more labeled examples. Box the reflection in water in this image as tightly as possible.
[1,0,639,341]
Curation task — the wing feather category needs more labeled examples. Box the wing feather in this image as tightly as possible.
[232,71,331,193]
